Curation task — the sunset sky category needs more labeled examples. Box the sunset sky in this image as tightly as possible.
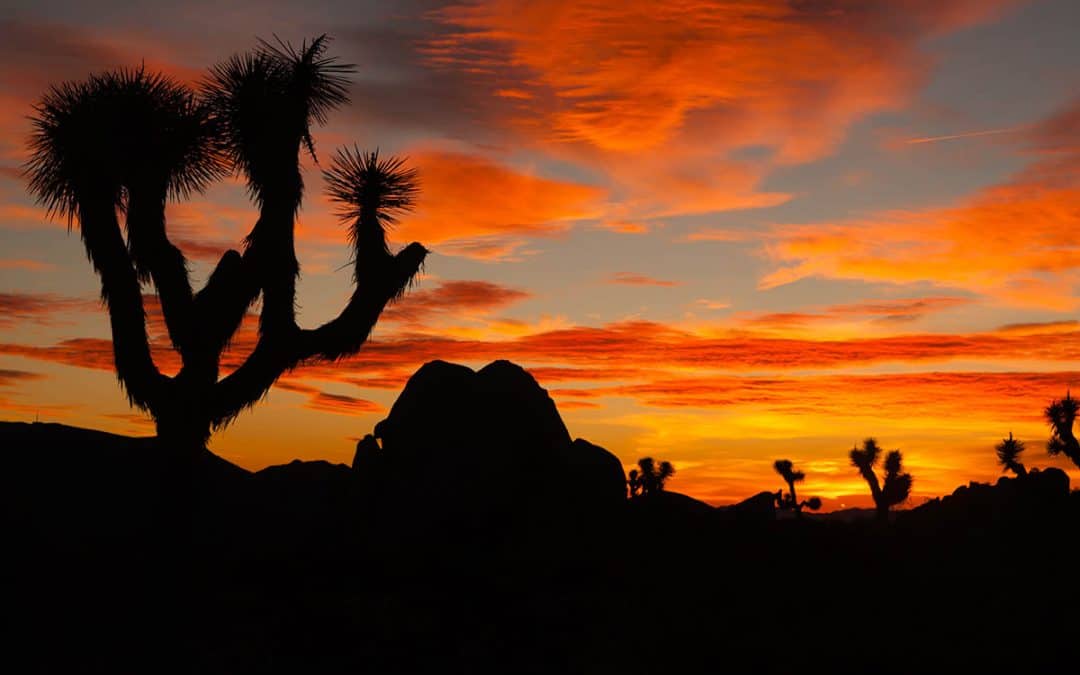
[2,0,1079,508]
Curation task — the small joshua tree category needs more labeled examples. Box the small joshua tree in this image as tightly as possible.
[1045,392,1080,469]
[25,36,427,460]
[849,438,912,521]
[995,432,1027,477]
[627,457,675,499]
[772,459,822,516]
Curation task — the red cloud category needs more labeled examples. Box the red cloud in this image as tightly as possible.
[305,392,383,416]
[7,320,1080,386]
[606,273,681,288]
[0,293,98,327]
[427,0,1019,158]
[0,368,45,387]
[737,296,971,329]
[381,280,531,324]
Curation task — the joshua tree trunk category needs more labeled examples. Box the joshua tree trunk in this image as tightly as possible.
[856,468,886,521]
[786,478,800,515]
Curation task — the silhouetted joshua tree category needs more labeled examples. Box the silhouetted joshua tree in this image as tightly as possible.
[849,438,912,521]
[627,457,675,499]
[1045,392,1080,469]
[772,459,821,516]
[995,432,1027,477]
[25,36,427,459]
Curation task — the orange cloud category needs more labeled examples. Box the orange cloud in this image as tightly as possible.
[761,99,1080,309]
[427,0,1019,158]
[8,317,1080,389]
[389,150,605,257]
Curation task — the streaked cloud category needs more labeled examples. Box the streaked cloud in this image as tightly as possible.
[606,273,681,288]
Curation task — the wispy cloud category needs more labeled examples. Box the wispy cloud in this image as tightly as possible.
[905,126,1023,145]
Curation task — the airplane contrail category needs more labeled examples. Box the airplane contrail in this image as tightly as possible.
[905,126,1023,145]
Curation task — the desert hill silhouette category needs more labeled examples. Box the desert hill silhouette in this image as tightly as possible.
[4,359,1080,674]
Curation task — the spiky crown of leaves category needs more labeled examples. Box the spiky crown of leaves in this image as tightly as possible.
[324,147,419,228]
[26,67,224,222]
[25,34,422,241]
[202,35,354,201]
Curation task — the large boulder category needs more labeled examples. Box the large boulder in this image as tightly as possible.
[352,360,626,548]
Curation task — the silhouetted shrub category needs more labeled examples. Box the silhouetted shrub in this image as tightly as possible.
[628,457,675,498]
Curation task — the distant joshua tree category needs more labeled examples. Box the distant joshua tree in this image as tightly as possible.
[772,459,822,516]
[849,438,912,521]
[995,432,1027,477]
[627,457,675,499]
[25,36,427,460]
[1045,392,1080,469]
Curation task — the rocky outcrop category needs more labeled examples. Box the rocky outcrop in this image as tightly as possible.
[906,467,1071,527]
[351,360,627,544]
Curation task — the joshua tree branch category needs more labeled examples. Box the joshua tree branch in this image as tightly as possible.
[126,187,196,361]
[209,242,426,427]
[193,249,260,356]
[78,198,169,411]
[300,243,427,359]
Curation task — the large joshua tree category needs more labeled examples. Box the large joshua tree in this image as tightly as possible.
[1045,392,1080,469]
[848,438,912,521]
[25,36,427,458]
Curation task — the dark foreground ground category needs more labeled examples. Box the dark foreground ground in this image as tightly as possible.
[4,421,1079,675]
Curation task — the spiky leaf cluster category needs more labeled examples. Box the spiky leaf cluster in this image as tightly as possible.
[325,147,419,230]
[630,457,675,497]
[203,34,354,203]
[26,68,222,222]
[995,432,1026,475]
[1045,392,1079,457]
[773,459,805,485]
[880,450,912,507]
[849,438,882,473]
